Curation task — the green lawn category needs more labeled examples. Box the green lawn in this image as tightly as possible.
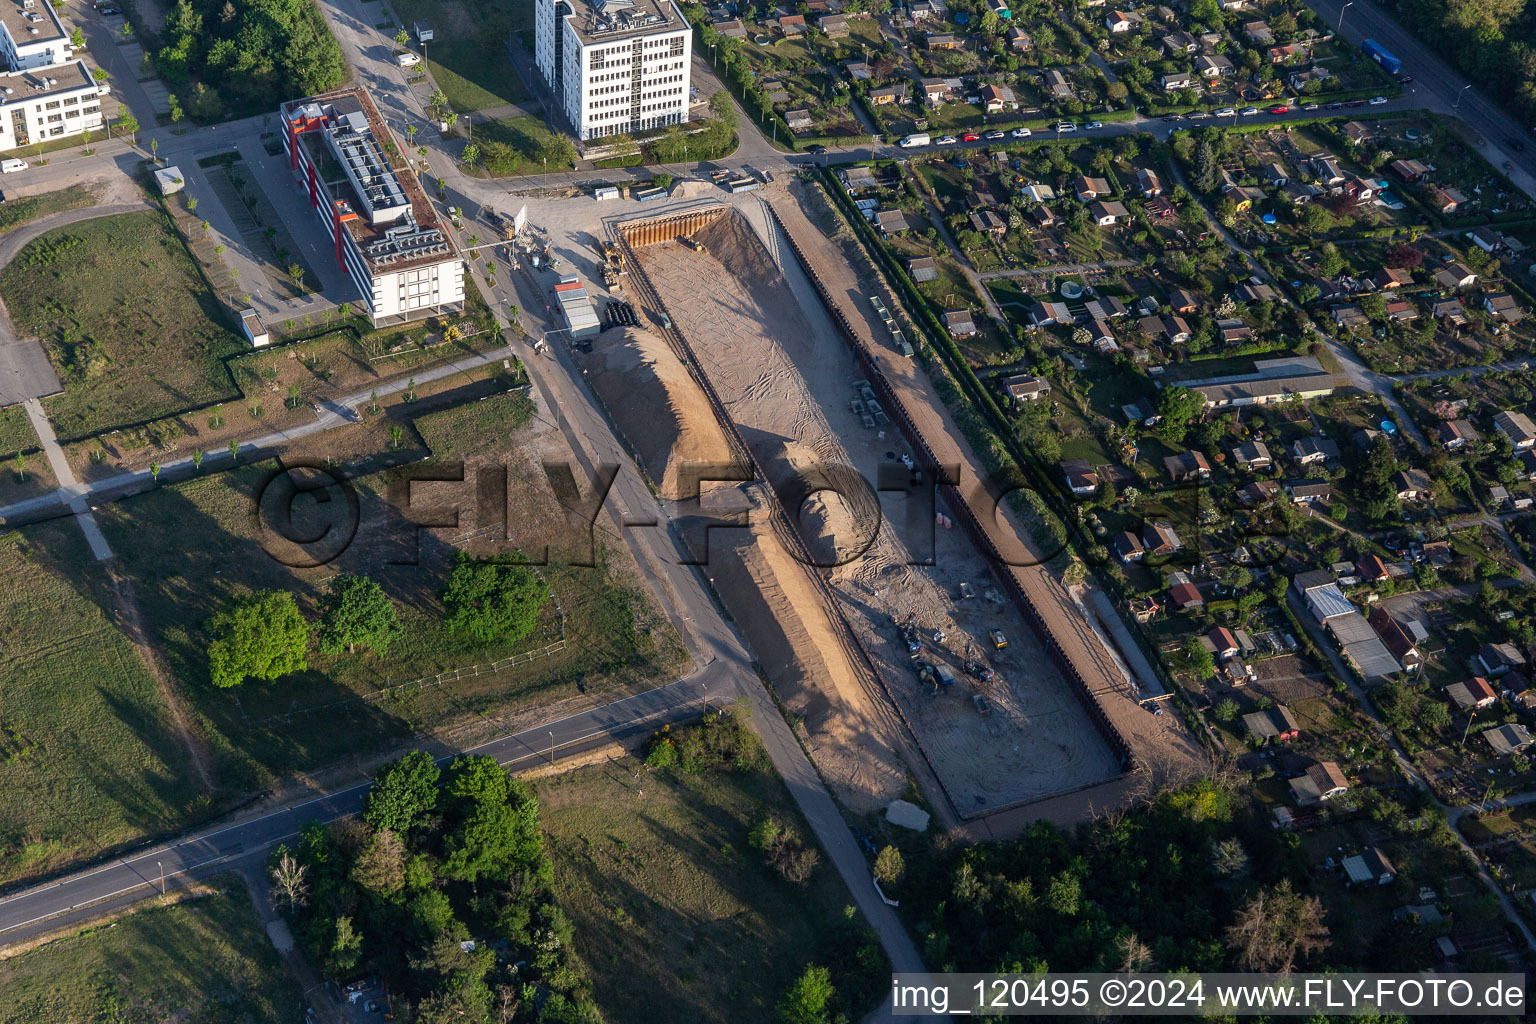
[0,522,206,885]
[0,403,39,459]
[92,445,684,797]
[0,882,301,1023]
[428,41,529,112]
[472,115,576,176]
[537,722,887,1024]
[1,211,244,442]
[393,0,530,111]
[0,184,96,233]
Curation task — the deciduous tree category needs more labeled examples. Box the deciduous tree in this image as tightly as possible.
[206,590,309,688]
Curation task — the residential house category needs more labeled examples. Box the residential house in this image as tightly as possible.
[1446,676,1498,711]
[838,165,878,193]
[1385,298,1418,322]
[1485,292,1526,324]
[1477,641,1526,677]
[1242,19,1273,43]
[925,32,962,49]
[1142,521,1183,557]
[875,209,912,234]
[1434,263,1477,290]
[1292,437,1340,465]
[1286,479,1332,503]
[784,108,813,132]
[778,13,807,34]
[1086,319,1117,350]
[1021,182,1056,203]
[979,83,1016,113]
[1162,31,1199,54]
[1495,410,1536,449]
[868,83,908,105]
[1288,65,1332,91]
[1164,450,1211,483]
[1206,626,1240,660]
[818,13,849,36]
[715,18,747,37]
[1356,554,1389,582]
[1311,155,1345,186]
[1145,195,1176,218]
[1372,267,1414,290]
[1433,298,1469,328]
[1028,299,1073,327]
[1392,468,1431,501]
[1044,69,1074,99]
[1437,419,1479,451]
[842,59,872,80]
[1369,606,1422,673]
[1289,760,1350,805]
[1161,72,1198,92]
[1486,722,1535,757]
[1114,530,1145,563]
[1244,705,1301,742]
[1234,281,1277,304]
[1343,848,1396,886]
[908,256,939,283]
[1105,10,1140,32]
[1001,373,1050,403]
[1262,162,1290,187]
[969,209,1007,234]
[1168,288,1199,314]
[1073,174,1112,201]
[1083,296,1128,320]
[1121,396,1155,425]
[1008,25,1032,50]
[1167,580,1204,609]
[1469,226,1501,252]
[909,0,937,18]
[1267,42,1310,63]
[1429,186,1467,214]
[1061,458,1099,495]
[1233,440,1272,470]
[943,309,977,337]
[1332,304,1368,330]
[1195,54,1233,77]
[1341,120,1376,146]
[1089,200,1129,226]
[1158,314,1191,344]
[1389,158,1428,183]
[1136,168,1163,196]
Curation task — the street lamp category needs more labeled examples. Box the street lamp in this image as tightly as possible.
[548,730,555,765]
[1337,1,1353,32]
[1454,83,1472,114]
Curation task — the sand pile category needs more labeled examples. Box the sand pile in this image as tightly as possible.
[582,325,732,500]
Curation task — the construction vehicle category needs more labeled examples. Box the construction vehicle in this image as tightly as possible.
[599,240,626,288]
[989,629,1009,650]
[972,694,992,716]
[958,581,975,600]
[917,661,955,692]
[964,659,995,683]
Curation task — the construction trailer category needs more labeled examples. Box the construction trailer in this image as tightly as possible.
[554,276,601,338]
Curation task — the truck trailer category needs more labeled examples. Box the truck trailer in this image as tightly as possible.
[1361,39,1401,76]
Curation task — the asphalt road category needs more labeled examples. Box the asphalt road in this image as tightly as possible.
[1303,0,1536,196]
[0,674,725,942]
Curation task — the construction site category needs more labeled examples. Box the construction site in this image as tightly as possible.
[585,193,1152,820]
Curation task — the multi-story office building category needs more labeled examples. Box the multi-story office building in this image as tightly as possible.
[280,87,464,327]
[0,0,108,151]
[535,0,691,141]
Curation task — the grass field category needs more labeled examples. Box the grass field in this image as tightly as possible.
[393,0,530,111]
[0,184,96,233]
[1,211,244,442]
[411,383,535,457]
[472,116,576,176]
[0,522,205,885]
[91,429,685,795]
[0,883,300,1023]
[537,729,887,1024]
[0,404,39,458]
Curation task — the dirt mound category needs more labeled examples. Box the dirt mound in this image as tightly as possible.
[694,207,780,282]
[582,325,732,500]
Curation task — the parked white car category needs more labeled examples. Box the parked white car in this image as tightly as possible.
[1,159,28,173]
[1215,107,1236,117]
[395,52,421,69]
[1010,126,1032,137]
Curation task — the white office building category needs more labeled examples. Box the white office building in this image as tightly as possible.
[535,0,691,141]
[0,0,108,152]
[280,87,464,327]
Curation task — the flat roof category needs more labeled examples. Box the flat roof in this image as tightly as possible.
[564,0,685,46]
[283,87,456,277]
[0,59,99,107]
[0,0,65,51]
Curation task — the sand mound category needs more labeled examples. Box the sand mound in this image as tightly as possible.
[668,178,716,199]
[694,206,782,281]
[582,325,732,500]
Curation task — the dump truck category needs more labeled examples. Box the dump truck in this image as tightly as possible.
[989,629,1008,650]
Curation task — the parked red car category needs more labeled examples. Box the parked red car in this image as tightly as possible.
[961,132,980,141]
[1268,105,1290,114]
